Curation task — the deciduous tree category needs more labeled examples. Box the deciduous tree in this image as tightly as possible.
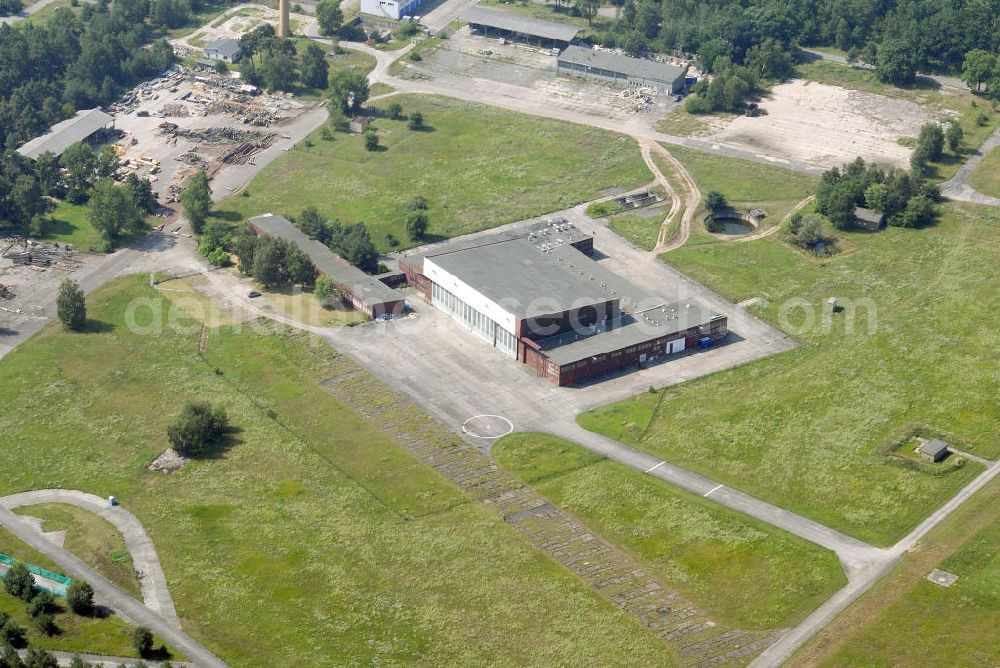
[181,169,211,234]
[57,278,86,331]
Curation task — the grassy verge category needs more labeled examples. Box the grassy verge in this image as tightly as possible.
[42,201,104,252]
[794,60,1000,181]
[792,478,1000,666]
[581,202,1000,546]
[608,212,661,251]
[494,433,847,629]
[0,276,673,665]
[25,0,81,26]
[216,94,650,251]
[0,529,158,658]
[968,145,1000,198]
[386,35,444,76]
[13,503,141,598]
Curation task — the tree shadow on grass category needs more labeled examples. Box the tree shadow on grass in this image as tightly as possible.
[142,645,174,662]
[208,210,244,222]
[191,426,244,461]
[80,319,115,334]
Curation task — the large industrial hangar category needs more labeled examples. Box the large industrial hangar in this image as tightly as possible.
[557,45,688,94]
[461,6,581,49]
[16,108,115,161]
[248,214,406,318]
[400,222,726,386]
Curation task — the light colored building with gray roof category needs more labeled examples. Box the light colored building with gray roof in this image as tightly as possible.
[557,45,688,94]
[204,38,242,63]
[16,108,114,161]
[399,231,725,385]
[462,6,580,47]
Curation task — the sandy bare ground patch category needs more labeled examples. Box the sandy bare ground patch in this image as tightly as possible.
[708,80,939,169]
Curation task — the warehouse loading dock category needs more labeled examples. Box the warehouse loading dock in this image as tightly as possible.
[557,45,688,94]
[461,6,580,49]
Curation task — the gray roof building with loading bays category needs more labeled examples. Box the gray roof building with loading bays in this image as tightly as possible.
[557,45,688,94]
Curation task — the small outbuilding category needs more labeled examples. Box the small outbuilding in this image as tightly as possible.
[920,438,949,463]
[204,38,243,63]
[349,116,373,133]
[853,207,885,231]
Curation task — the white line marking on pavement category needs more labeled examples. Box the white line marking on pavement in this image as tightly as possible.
[645,461,665,474]
[704,484,724,497]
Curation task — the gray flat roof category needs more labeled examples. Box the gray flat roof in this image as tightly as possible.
[461,6,581,43]
[248,214,402,305]
[403,217,591,274]
[922,439,948,455]
[854,207,884,223]
[537,302,719,365]
[427,238,613,319]
[205,38,241,58]
[558,45,687,84]
[16,108,113,160]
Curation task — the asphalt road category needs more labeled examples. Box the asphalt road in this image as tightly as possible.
[0,506,228,668]
[751,455,1000,667]
[800,48,969,90]
[940,124,1000,205]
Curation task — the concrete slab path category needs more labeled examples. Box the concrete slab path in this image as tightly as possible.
[1,489,179,627]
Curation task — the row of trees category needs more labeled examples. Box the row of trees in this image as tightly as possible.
[233,233,316,287]
[816,157,938,229]
[961,50,1000,98]
[0,0,176,151]
[4,559,96,643]
[238,24,329,92]
[593,0,999,83]
[910,121,963,177]
[296,206,380,273]
[0,141,154,242]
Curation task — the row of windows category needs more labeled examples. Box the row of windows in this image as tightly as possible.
[432,283,517,358]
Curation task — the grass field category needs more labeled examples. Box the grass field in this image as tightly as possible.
[13,503,141,598]
[608,212,662,250]
[968,145,1000,198]
[0,529,151,658]
[798,478,1000,666]
[214,95,650,251]
[494,434,846,629]
[0,276,673,666]
[663,144,817,237]
[42,201,104,252]
[581,202,1000,546]
[794,60,1000,181]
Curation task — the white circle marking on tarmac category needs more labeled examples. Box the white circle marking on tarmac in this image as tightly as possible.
[462,414,514,439]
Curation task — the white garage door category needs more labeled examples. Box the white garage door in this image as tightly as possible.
[667,338,686,354]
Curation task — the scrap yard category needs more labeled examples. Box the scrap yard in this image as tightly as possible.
[110,65,314,201]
